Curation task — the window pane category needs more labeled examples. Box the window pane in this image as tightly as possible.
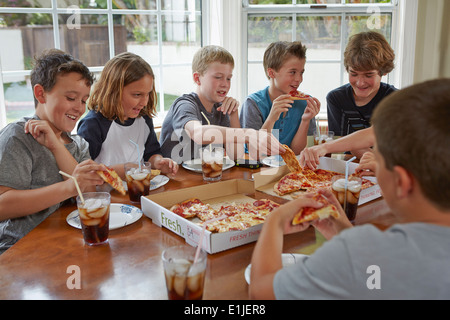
[297,0,341,3]
[345,0,391,3]
[249,0,293,4]
[3,77,35,124]
[58,14,111,67]
[346,14,392,43]
[161,0,201,11]
[0,0,51,8]
[302,62,340,113]
[247,62,268,94]
[161,65,194,111]
[161,13,201,64]
[296,15,341,60]
[114,14,159,64]
[0,13,54,71]
[112,0,156,10]
[248,15,293,51]
[56,0,106,9]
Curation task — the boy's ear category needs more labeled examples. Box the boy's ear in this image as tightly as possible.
[393,166,414,199]
[33,84,46,105]
[267,68,275,79]
[193,72,201,86]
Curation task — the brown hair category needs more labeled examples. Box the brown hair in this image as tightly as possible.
[263,41,307,80]
[30,49,94,107]
[372,78,450,210]
[344,31,395,75]
[192,45,235,76]
[88,52,157,122]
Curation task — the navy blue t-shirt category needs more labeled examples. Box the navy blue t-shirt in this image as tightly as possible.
[327,83,397,136]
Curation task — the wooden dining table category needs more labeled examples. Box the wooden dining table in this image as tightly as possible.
[0,160,397,300]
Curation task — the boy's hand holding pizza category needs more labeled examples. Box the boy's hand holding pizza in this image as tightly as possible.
[268,94,293,122]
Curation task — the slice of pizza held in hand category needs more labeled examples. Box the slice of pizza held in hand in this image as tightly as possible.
[289,90,311,101]
[96,166,126,195]
[292,193,339,225]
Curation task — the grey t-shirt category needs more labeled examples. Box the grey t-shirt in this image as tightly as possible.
[0,115,90,255]
[274,223,450,299]
[159,93,231,163]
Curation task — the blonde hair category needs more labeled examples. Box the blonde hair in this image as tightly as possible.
[344,31,395,75]
[192,45,234,76]
[263,41,307,80]
[88,52,157,123]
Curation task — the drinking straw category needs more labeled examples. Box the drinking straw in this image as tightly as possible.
[201,111,210,126]
[344,156,357,212]
[193,214,228,264]
[59,171,85,205]
[129,139,141,172]
[200,112,212,153]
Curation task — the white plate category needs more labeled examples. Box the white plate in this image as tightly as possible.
[182,158,235,173]
[261,155,301,168]
[122,175,170,191]
[261,155,285,168]
[244,253,308,284]
[67,203,143,230]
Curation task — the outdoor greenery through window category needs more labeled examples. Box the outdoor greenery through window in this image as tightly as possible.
[0,0,203,128]
[243,0,396,118]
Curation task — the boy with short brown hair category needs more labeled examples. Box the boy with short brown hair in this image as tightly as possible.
[327,31,396,139]
[0,49,104,255]
[250,78,450,300]
[160,45,283,163]
[240,41,320,155]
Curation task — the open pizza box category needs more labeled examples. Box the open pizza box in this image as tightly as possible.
[253,157,381,206]
[141,179,273,254]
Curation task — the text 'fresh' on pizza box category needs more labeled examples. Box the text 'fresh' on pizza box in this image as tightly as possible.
[253,157,381,206]
[141,179,271,254]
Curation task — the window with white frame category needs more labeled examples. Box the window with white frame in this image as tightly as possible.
[242,0,398,118]
[0,0,205,129]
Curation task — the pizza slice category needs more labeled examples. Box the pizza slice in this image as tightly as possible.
[274,171,314,196]
[292,193,339,225]
[170,198,217,220]
[289,90,311,101]
[97,166,126,195]
[280,144,302,173]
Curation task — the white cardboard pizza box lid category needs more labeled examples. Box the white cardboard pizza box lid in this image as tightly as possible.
[141,179,270,254]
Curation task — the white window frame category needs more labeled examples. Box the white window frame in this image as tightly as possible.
[0,0,208,129]
[218,0,417,116]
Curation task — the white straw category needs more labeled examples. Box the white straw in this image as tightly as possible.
[201,111,211,125]
[344,157,357,212]
[193,214,228,264]
[129,139,141,172]
[200,112,213,153]
[59,171,85,204]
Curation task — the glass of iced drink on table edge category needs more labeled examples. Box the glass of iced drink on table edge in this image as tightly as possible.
[201,146,224,182]
[314,130,335,145]
[124,162,152,202]
[162,245,207,300]
[76,192,111,246]
[331,175,362,222]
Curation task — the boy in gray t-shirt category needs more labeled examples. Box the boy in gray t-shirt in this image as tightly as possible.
[160,45,284,163]
[0,50,105,255]
[249,79,450,300]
